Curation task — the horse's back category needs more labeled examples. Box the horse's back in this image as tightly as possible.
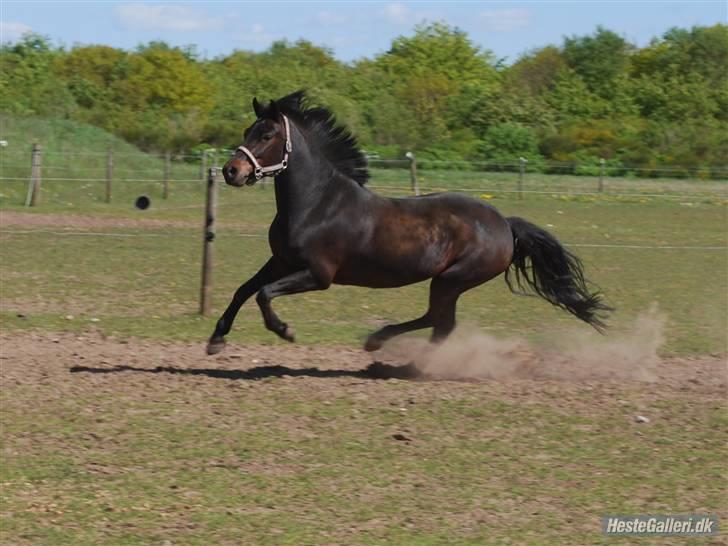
[387,191,512,238]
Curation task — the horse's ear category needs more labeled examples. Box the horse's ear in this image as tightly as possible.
[252,97,263,118]
[267,99,280,120]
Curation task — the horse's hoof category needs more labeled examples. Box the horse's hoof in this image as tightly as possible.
[282,326,295,343]
[207,338,226,355]
[363,335,384,352]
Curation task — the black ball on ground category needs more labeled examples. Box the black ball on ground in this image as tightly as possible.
[135,195,150,210]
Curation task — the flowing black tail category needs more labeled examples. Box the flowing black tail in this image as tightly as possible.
[505,217,612,331]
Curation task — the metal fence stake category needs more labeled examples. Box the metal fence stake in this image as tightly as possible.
[406,151,420,196]
[199,167,218,316]
[105,148,113,203]
[25,143,43,207]
[518,157,527,200]
[163,151,171,199]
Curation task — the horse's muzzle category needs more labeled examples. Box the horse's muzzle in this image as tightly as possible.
[222,157,253,187]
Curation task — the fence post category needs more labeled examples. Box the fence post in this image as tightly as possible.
[200,167,218,316]
[518,157,527,200]
[598,157,605,193]
[200,150,208,182]
[210,149,218,175]
[163,151,171,199]
[105,148,113,203]
[25,143,42,207]
[406,151,420,196]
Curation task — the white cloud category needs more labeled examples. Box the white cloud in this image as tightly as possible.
[382,2,411,24]
[382,3,412,24]
[236,24,277,46]
[315,10,347,25]
[0,21,33,42]
[480,9,531,32]
[114,3,224,32]
[381,3,440,26]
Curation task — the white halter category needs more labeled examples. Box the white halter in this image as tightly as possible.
[236,115,292,180]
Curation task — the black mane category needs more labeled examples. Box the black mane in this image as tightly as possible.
[264,90,370,186]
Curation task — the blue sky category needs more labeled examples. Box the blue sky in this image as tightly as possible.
[1,1,726,63]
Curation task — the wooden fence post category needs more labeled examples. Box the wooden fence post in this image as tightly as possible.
[406,151,420,196]
[105,148,113,203]
[518,157,527,200]
[200,150,208,182]
[25,143,42,207]
[200,167,218,316]
[163,151,171,199]
[598,157,605,193]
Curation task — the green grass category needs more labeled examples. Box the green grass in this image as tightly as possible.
[1,172,726,354]
[0,114,228,212]
[1,118,726,545]
[2,115,725,214]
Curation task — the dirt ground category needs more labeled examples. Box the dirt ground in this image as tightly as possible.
[2,330,725,406]
[1,331,726,544]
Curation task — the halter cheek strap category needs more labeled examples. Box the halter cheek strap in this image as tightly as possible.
[236,115,292,180]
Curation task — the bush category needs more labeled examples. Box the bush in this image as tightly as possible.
[479,123,541,158]
[416,148,474,171]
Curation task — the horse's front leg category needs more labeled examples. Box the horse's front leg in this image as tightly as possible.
[207,257,289,355]
[256,268,332,342]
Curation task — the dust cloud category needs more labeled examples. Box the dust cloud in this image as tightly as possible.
[378,305,666,382]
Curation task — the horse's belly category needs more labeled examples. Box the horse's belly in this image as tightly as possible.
[333,256,437,288]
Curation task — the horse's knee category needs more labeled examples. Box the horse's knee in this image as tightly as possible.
[255,288,270,308]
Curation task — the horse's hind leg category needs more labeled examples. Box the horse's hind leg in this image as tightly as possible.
[428,254,511,343]
[427,277,463,343]
[364,314,432,352]
[364,276,459,351]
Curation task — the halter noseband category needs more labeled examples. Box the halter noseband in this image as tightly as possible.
[235,115,292,180]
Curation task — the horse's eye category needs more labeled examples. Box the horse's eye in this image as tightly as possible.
[262,133,274,141]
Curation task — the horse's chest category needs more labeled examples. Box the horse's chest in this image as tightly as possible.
[268,218,306,265]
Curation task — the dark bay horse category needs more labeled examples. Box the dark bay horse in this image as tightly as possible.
[206,91,611,355]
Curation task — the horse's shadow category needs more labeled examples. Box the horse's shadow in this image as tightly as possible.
[69,361,421,381]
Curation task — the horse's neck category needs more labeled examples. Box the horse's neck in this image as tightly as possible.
[272,126,360,227]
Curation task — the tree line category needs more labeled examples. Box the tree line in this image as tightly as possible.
[1,22,726,176]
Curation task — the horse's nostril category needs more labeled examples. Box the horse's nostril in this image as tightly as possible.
[225,165,237,179]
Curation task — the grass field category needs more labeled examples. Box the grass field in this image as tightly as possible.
[1,168,726,354]
[1,121,727,544]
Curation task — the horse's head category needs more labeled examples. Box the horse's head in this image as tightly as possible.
[222,97,292,187]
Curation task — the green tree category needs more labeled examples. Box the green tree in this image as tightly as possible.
[562,26,633,101]
[114,43,212,151]
[0,34,75,117]
[506,46,566,96]
[368,22,501,151]
[629,25,728,121]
